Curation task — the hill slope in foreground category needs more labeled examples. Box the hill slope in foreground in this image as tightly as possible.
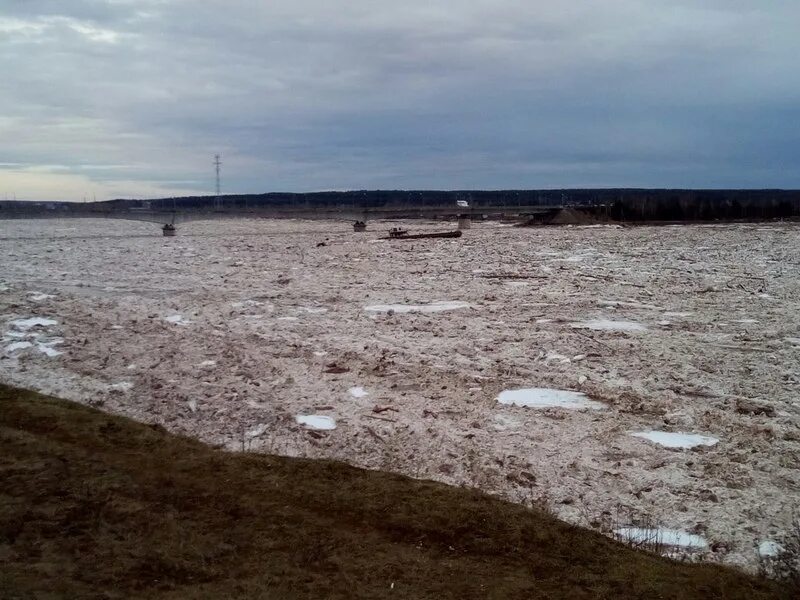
[0,384,788,599]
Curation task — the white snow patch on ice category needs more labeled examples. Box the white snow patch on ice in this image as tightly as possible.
[28,292,56,301]
[597,300,661,310]
[295,415,337,430]
[615,527,708,549]
[493,414,522,430]
[5,341,34,353]
[349,386,368,398]
[497,388,605,410]
[10,317,58,331]
[197,360,217,367]
[758,541,784,557]
[246,423,268,438]
[364,301,471,314]
[109,382,133,392]
[571,319,647,332]
[163,315,191,325]
[630,431,719,449]
[36,342,63,357]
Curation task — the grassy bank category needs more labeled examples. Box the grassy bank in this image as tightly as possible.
[0,384,787,599]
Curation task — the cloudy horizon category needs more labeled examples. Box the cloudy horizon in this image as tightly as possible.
[2,0,799,201]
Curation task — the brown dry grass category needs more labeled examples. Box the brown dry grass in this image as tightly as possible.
[0,384,789,599]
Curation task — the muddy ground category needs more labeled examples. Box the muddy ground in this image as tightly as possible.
[1,217,798,569]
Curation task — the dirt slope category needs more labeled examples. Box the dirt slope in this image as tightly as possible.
[0,384,787,599]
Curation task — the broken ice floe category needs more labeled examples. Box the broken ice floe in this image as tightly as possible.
[10,317,58,331]
[597,300,661,310]
[246,423,268,438]
[784,337,800,346]
[163,315,191,325]
[630,431,719,449]
[197,359,217,367]
[493,414,522,431]
[28,292,56,302]
[614,527,708,550]
[109,382,133,392]
[570,319,647,332]
[5,341,34,353]
[295,415,337,430]
[758,541,784,558]
[497,388,605,410]
[348,386,368,398]
[364,301,471,314]
[664,312,693,318]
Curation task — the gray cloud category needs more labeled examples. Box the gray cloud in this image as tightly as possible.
[1,0,799,200]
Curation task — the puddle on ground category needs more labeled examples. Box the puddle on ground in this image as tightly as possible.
[570,319,647,332]
[614,527,708,549]
[630,431,719,449]
[497,388,605,410]
[296,415,337,430]
[364,301,472,314]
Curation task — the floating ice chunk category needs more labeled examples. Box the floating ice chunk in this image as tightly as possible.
[505,281,529,287]
[313,351,327,357]
[758,541,784,557]
[246,423,268,438]
[630,431,719,449]
[109,382,133,392]
[10,317,58,331]
[570,319,647,332]
[296,415,337,430]
[493,414,522,430]
[298,306,328,314]
[614,527,708,549]
[784,338,800,346]
[187,399,198,413]
[36,342,63,357]
[349,386,368,398]
[497,388,605,410]
[664,312,693,318]
[163,315,191,325]
[597,300,661,310]
[5,341,34,352]
[733,319,758,324]
[29,292,55,302]
[535,318,553,324]
[197,359,216,367]
[364,301,471,314]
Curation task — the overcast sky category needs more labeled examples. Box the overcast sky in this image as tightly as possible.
[1,0,799,201]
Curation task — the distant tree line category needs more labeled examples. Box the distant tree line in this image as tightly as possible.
[2,189,799,222]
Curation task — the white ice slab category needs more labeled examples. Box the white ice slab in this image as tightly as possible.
[109,382,133,392]
[497,388,605,410]
[664,312,693,318]
[758,541,784,558]
[5,341,34,352]
[630,431,719,449]
[785,337,800,346]
[29,292,56,302]
[364,301,471,314]
[571,319,647,332]
[349,386,368,398]
[614,527,708,549]
[10,317,58,331]
[295,415,337,430]
[597,300,661,310]
[163,315,191,325]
